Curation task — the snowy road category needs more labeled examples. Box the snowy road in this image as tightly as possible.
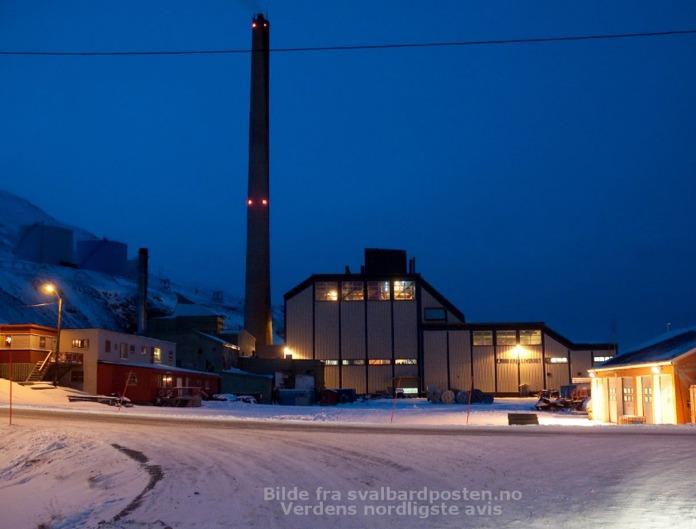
[2,413,696,529]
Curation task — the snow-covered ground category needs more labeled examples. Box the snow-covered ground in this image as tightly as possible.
[0,380,592,426]
[2,411,696,529]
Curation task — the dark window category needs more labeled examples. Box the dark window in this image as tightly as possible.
[424,307,447,321]
[39,336,47,348]
[104,340,111,353]
[341,281,364,301]
[367,281,390,301]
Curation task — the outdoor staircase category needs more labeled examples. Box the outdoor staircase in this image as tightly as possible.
[22,352,53,384]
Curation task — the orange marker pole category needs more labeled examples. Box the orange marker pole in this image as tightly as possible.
[8,350,13,426]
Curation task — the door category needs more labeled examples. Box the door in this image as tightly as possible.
[622,377,635,416]
[641,376,654,424]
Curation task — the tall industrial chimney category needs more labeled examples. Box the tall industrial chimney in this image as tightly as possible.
[244,13,273,349]
[136,247,148,334]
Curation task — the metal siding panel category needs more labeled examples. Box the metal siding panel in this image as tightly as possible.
[315,302,339,360]
[395,364,418,379]
[368,366,392,393]
[341,365,366,394]
[496,345,519,393]
[448,331,471,391]
[518,345,544,391]
[544,335,570,388]
[472,346,495,393]
[423,331,448,390]
[367,301,392,359]
[324,366,340,389]
[570,350,593,379]
[393,300,418,359]
[340,301,365,359]
[286,286,313,360]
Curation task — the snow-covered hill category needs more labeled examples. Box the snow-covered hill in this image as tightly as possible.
[0,190,244,332]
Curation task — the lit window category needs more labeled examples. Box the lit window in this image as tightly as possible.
[315,282,339,301]
[367,281,390,301]
[323,360,339,366]
[496,330,517,346]
[393,280,415,301]
[342,359,366,365]
[473,331,493,346]
[395,358,417,365]
[423,307,446,321]
[368,359,392,366]
[4,335,12,347]
[594,355,612,363]
[519,330,542,346]
[547,357,568,364]
[153,347,162,364]
[341,281,364,301]
[71,339,90,349]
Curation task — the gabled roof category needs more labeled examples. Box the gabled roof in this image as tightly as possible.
[596,328,696,369]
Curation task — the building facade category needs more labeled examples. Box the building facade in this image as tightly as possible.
[284,249,616,395]
[590,328,696,424]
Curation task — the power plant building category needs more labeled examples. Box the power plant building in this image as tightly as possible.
[284,249,617,395]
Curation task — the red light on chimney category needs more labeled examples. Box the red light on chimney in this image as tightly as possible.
[261,199,268,205]
[247,199,253,206]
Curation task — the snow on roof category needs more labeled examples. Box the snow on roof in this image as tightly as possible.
[223,367,273,379]
[195,332,240,348]
[598,327,696,368]
[98,360,220,377]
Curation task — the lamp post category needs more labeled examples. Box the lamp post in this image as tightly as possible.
[41,282,63,386]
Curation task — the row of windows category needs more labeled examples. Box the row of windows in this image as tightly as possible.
[315,281,415,302]
[472,330,543,346]
[2,335,51,348]
[322,358,418,366]
[105,339,166,363]
[71,339,89,349]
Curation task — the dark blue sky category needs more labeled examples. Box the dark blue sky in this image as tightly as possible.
[1,1,695,347]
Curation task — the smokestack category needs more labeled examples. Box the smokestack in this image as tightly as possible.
[244,13,273,348]
[137,247,148,334]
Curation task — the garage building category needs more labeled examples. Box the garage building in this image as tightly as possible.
[284,249,616,395]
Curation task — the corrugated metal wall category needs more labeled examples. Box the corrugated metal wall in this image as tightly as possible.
[342,365,366,394]
[285,286,313,360]
[324,365,339,389]
[420,289,462,323]
[340,302,365,360]
[496,345,519,393]
[472,346,495,392]
[423,331,448,390]
[570,350,593,379]
[448,331,471,391]
[519,345,544,391]
[544,335,570,388]
[368,366,392,393]
[393,300,418,359]
[314,301,339,360]
[367,301,392,359]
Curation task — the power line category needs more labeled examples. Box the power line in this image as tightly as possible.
[0,28,695,57]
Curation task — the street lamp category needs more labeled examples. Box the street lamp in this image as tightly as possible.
[40,282,63,386]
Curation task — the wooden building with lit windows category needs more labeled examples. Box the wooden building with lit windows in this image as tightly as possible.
[590,328,696,424]
[284,249,616,396]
